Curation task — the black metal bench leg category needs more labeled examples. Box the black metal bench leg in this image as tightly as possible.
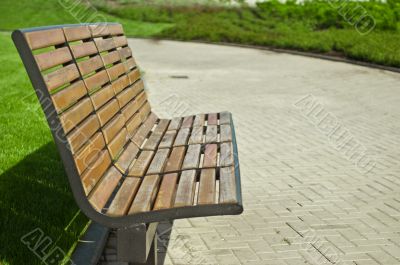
[117,223,158,265]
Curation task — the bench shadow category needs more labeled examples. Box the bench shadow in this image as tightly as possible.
[0,142,87,265]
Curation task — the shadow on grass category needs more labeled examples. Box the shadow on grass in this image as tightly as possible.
[0,142,88,265]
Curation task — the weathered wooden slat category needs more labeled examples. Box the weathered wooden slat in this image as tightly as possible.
[207,113,218,125]
[198,169,216,205]
[60,97,93,133]
[188,126,203,145]
[131,113,157,146]
[128,151,154,177]
[95,38,116,52]
[90,24,110,37]
[108,128,128,159]
[124,57,136,71]
[219,142,234,167]
[116,82,143,108]
[181,116,194,128]
[127,68,141,84]
[113,36,128,47]
[182,144,201,170]
[139,102,151,122]
[129,174,161,213]
[63,26,91,42]
[174,170,197,207]
[82,150,112,194]
[102,50,121,66]
[67,114,100,154]
[220,124,232,142]
[159,130,176,149]
[193,114,205,127]
[146,149,170,175]
[114,142,139,173]
[107,63,125,81]
[205,125,218,143]
[164,146,186,173]
[203,144,217,168]
[111,75,130,94]
[84,70,109,92]
[52,80,87,112]
[119,47,132,59]
[107,177,141,216]
[168,117,182,131]
[78,55,104,76]
[219,167,237,204]
[90,85,114,110]
[174,128,190,146]
[219,111,231,125]
[153,173,178,210]
[89,167,122,211]
[108,24,124,36]
[96,99,119,126]
[70,42,98,59]
[25,29,65,50]
[102,114,126,144]
[143,120,170,150]
[126,114,142,137]
[35,47,72,71]
[74,132,105,174]
[44,64,80,91]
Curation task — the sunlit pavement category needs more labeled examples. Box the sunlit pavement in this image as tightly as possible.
[102,38,400,265]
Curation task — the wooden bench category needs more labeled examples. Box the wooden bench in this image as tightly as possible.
[12,23,243,264]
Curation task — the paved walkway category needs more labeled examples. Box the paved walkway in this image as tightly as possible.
[102,39,400,265]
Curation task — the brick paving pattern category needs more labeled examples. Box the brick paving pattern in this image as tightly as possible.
[100,39,400,265]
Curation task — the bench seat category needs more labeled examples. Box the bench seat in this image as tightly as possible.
[13,22,243,228]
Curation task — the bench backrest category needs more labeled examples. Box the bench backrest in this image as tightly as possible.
[13,23,152,224]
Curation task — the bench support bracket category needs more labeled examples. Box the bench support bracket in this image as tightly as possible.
[117,222,158,264]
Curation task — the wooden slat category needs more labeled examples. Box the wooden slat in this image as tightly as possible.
[52,80,87,112]
[35,47,72,71]
[164,146,186,173]
[219,111,231,125]
[198,169,216,205]
[143,120,169,150]
[95,38,115,52]
[60,97,93,133]
[220,124,232,142]
[74,132,105,174]
[188,126,203,144]
[102,50,121,66]
[174,128,190,146]
[102,114,126,144]
[219,167,237,204]
[126,114,142,137]
[116,83,142,108]
[127,68,140,84]
[113,36,128,47]
[44,63,80,91]
[114,142,139,173]
[129,174,161,214]
[82,150,112,194]
[139,102,151,122]
[153,173,178,210]
[107,63,125,81]
[25,29,65,50]
[63,26,91,42]
[124,57,136,70]
[120,92,144,121]
[111,75,130,94]
[96,99,119,126]
[168,117,181,131]
[203,144,217,168]
[78,55,104,76]
[159,130,176,149]
[193,114,205,127]
[90,24,110,37]
[89,167,122,211]
[182,144,201,170]
[108,128,128,159]
[205,125,218,143]
[107,177,141,216]
[181,116,194,128]
[146,149,170,175]
[207,113,218,125]
[108,24,124,36]
[91,85,115,110]
[119,47,132,59]
[131,114,158,146]
[220,142,234,167]
[84,70,109,92]
[70,42,98,58]
[67,115,100,154]
[174,170,197,207]
[128,151,154,177]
